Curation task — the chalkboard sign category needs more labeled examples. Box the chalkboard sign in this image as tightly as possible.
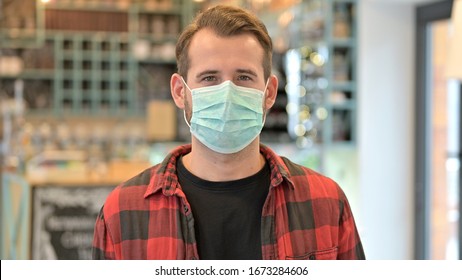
[31,185,113,260]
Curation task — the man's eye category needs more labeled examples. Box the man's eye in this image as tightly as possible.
[202,76,216,82]
[237,75,252,81]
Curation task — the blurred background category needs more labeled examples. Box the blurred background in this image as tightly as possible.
[0,0,461,260]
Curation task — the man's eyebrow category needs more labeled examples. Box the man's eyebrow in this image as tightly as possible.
[236,69,258,77]
[195,70,220,79]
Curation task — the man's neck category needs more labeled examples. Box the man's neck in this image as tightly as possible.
[182,138,265,182]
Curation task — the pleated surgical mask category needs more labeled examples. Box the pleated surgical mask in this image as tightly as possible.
[182,78,268,154]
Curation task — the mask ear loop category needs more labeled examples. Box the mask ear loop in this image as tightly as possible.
[262,78,270,126]
[180,76,192,128]
[183,110,191,128]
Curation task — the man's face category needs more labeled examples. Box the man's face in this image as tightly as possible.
[183,28,266,121]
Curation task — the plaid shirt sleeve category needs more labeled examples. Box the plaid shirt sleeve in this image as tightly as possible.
[92,205,116,259]
[336,186,365,259]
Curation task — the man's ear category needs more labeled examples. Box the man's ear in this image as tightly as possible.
[171,73,186,109]
[264,74,279,110]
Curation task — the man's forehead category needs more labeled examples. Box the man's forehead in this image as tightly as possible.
[187,29,264,70]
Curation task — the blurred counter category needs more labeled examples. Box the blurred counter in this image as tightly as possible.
[27,158,152,187]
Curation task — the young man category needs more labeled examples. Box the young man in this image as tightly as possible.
[92,5,365,260]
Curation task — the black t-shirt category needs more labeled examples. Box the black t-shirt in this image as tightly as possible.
[177,156,270,260]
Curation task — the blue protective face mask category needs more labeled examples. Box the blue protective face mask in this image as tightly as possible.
[182,78,268,154]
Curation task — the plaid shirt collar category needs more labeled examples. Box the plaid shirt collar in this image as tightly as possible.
[144,144,294,199]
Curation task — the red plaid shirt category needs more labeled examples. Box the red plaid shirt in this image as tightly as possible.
[92,144,365,260]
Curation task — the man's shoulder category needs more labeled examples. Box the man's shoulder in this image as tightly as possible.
[278,156,344,197]
[280,156,332,178]
[102,163,162,210]
[119,164,158,189]
[106,144,190,200]
[261,145,331,179]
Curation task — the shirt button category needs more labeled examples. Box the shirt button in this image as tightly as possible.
[309,255,316,260]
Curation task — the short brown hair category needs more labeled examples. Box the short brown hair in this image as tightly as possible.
[175,5,273,81]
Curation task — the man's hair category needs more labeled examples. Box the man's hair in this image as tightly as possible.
[175,5,273,81]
